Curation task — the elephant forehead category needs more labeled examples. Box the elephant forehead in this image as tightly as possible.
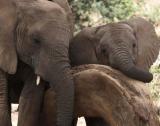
[96,23,133,41]
[16,0,66,18]
[35,0,65,13]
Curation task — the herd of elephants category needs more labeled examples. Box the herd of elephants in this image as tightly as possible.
[0,0,160,126]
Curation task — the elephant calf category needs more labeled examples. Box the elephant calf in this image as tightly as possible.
[69,17,160,83]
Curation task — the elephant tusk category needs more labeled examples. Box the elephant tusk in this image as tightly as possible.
[36,76,41,86]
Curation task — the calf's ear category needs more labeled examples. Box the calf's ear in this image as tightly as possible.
[125,17,160,70]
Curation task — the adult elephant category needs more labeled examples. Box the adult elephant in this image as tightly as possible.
[69,17,160,126]
[0,0,74,126]
[69,17,160,83]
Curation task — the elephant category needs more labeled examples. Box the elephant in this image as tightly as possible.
[69,17,160,83]
[0,0,75,126]
[69,17,160,126]
[34,64,160,126]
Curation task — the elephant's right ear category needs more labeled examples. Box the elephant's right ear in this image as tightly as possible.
[0,1,18,74]
[126,17,160,70]
[0,36,18,74]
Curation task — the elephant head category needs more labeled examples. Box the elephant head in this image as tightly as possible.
[96,17,160,82]
[0,0,74,126]
[70,17,159,83]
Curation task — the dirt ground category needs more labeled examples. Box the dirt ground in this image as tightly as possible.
[11,104,86,126]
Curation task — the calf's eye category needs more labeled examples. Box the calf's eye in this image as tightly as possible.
[132,43,136,48]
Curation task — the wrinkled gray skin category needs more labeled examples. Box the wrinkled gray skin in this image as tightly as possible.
[0,0,74,126]
[69,17,160,126]
[70,17,160,83]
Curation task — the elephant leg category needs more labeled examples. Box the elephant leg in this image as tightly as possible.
[85,117,108,126]
[0,70,12,126]
[18,75,45,126]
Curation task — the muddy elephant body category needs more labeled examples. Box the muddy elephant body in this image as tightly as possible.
[0,0,74,126]
[69,17,160,83]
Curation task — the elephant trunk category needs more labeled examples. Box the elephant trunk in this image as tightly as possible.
[120,64,153,83]
[36,60,74,126]
[35,34,74,126]
[0,70,12,125]
[110,49,153,83]
[50,67,74,126]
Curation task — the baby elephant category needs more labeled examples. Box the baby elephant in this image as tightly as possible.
[69,17,160,83]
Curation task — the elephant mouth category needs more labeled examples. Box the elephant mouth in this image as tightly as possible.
[35,74,51,89]
[35,64,53,84]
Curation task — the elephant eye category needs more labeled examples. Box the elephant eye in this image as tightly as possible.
[101,48,107,54]
[34,38,41,44]
[31,32,41,45]
[132,43,136,48]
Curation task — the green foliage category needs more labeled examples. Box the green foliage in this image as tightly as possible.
[99,0,137,21]
[69,0,137,32]
[151,66,160,74]
[149,66,160,100]
[150,7,160,23]
[137,2,160,23]
[69,0,160,32]
[149,75,160,100]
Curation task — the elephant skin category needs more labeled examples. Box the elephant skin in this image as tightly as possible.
[0,0,74,126]
[39,64,160,126]
[69,17,160,126]
[69,17,160,83]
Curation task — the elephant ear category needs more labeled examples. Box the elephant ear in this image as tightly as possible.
[126,17,160,70]
[0,0,17,74]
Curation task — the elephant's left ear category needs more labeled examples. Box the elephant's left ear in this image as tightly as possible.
[126,17,160,70]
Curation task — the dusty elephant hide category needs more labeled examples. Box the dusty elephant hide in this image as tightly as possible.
[40,64,160,126]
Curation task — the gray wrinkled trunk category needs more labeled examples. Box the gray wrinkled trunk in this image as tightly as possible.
[0,70,12,126]
[110,50,153,82]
